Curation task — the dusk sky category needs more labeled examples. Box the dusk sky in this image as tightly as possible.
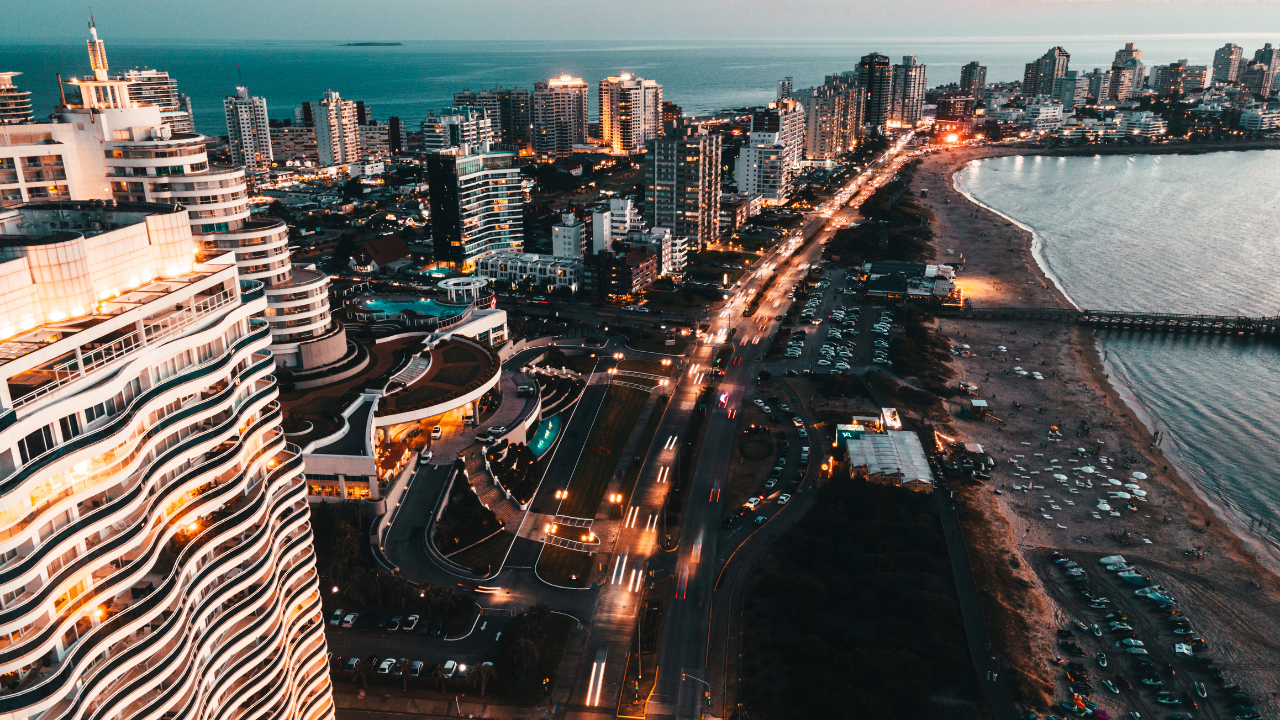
[3,0,1278,41]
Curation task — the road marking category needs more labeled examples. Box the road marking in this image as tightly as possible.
[495,631,502,642]
[480,621,487,631]
[611,554,628,585]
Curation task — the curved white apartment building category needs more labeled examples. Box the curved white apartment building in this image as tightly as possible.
[0,201,333,720]
[41,25,357,377]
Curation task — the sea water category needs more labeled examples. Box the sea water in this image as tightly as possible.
[0,36,1244,133]
[956,151,1280,545]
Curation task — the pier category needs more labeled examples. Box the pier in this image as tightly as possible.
[941,305,1280,336]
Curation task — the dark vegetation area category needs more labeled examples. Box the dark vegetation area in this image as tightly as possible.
[433,475,503,554]
[742,480,984,720]
[487,441,541,505]
[824,160,935,267]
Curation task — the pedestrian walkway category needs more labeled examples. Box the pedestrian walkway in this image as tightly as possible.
[933,487,1019,720]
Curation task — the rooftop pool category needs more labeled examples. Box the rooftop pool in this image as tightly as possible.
[362,297,468,318]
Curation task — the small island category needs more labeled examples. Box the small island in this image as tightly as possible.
[340,42,402,46]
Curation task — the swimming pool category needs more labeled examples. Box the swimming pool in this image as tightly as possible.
[362,297,468,318]
[529,414,561,459]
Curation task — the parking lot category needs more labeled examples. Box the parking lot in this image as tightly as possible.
[324,608,514,680]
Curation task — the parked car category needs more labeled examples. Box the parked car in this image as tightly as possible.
[409,660,424,678]
[340,613,358,628]
[441,660,457,678]
[377,658,396,674]
[330,609,344,626]
[404,615,419,632]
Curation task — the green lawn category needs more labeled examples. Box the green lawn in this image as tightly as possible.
[447,530,516,576]
[536,544,595,588]
[619,395,666,502]
[559,385,649,518]
[617,359,674,377]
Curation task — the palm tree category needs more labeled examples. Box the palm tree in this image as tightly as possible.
[429,663,447,692]
[507,637,539,676]
[470,663,497,696]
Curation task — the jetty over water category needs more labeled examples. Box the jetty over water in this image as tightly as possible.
[941,305,1280,336]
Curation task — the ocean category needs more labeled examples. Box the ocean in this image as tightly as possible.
[0,36,1253,134]
[955,151,1280,547]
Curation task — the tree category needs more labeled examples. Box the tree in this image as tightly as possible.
[471,662,497,696]
[507,637,539,677]
[430,663,447,691]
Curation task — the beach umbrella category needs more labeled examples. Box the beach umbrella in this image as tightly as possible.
[1132,471,1148,480]
[1132,489,1147,497]
[1109,479,1123,486]
[1124,483,1141,490]
[1054,474,1068,480]
[1080,466,1095,473]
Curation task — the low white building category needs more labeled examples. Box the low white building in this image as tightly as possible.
[476,251,581,292]
[551,213,587,258]
[1118,111,1168,136]
[1240,107,1280,131]
[1023,103,1065,133]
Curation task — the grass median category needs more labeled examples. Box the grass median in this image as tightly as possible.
[536,544,595,588]
[559,385,650,519]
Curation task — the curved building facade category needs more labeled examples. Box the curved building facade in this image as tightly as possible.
[0,201,333,720]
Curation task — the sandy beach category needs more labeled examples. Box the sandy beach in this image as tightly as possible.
[913,143,1280,716]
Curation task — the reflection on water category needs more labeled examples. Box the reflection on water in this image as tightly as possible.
[958,151,1280,545]
[530,414,561,459]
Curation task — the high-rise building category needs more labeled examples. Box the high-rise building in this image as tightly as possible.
[935,93,974,122]
[427,142,524,268]
[1024,46,1071,97]
[1152,60,1209,98]
[532,75,588,158]
[891,56,927,126]
[224,86,272,172]
[1240,61,1274,98]
[661,101,683,132]
[420,107,495,152]
[1053,71,1089,110]
[388,116,406,154]
[857,52,893,128]
[778,76,793,99]
[270,124,319,165]
[0,72,33,125]
[1083,69,1113,104]
[116,68,194,133]
[591,197,644,254]
[804,74,863,159]
[47,31,354,375]
[645,119,721,247]
[1109,44,1145,98]
[315,90,360,166]
[1212,43,1244,83]
[551,213,588,258]
[599,73,662,155]
[453,87,533,148]
[959,62,987,103]
[1254,43,1279,74]
[735,99,804,202]
[0,198,334,720]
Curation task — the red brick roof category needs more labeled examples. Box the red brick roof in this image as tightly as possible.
[356,233,410,267]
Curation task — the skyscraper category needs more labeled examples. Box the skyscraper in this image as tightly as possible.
[735,99,804,204]
[891,56,927,126]
[1254,43,1279,74]
[50,30,353,376]
[1024,46,1070,97]
[599,73,663,155]
[1084,69,1113,104]
[0,198,333,720]
[420,106,495,152]
[1152,60,1209,97]
[1212,43,1244,83]
[1110,44,1146,98]
[1053,71,1089,110]
[645,119,721,247]
[959,62,987,103]
[804,74,862,158]
[1240,61,1274,98]
[315,90,360,165]
[427,142,524,268]
[857,52,893,128]
[117,68,194,133]
[224,86,273,171]
[532,75,588,158]
[778,77,793,99]
[0,72,33,125]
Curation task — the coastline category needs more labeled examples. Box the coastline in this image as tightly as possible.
[952,147,1280,577]
[915,143,1280,717]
